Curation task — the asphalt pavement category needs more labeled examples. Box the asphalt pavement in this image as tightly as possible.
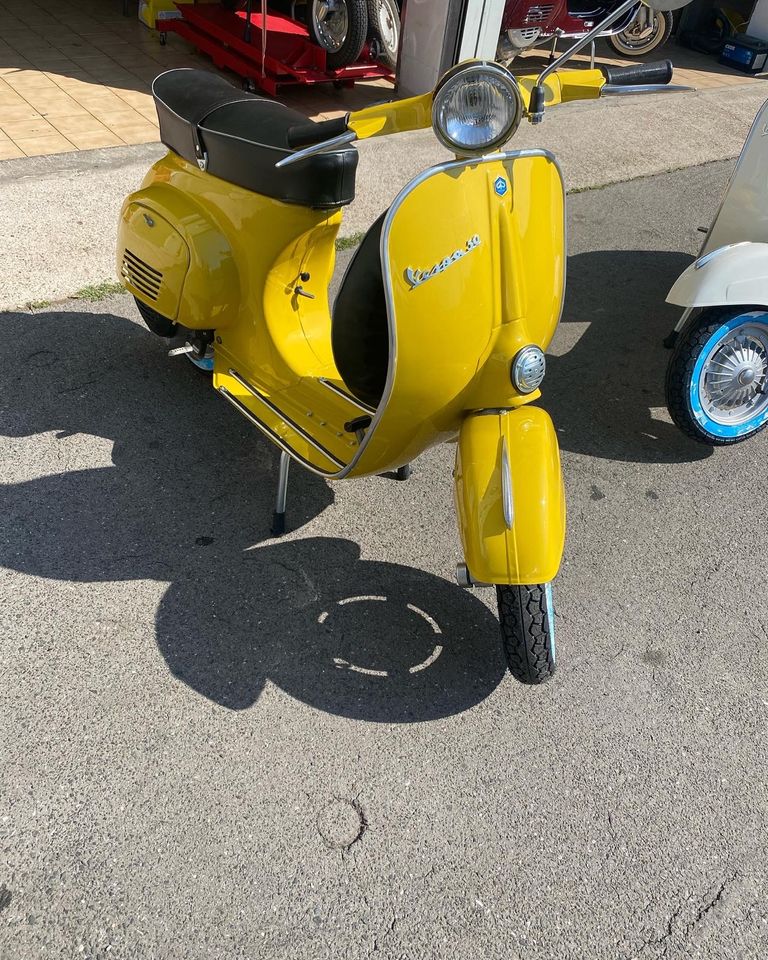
[2,160,768,959]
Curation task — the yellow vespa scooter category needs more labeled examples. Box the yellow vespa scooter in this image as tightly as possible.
[116,15,686,685]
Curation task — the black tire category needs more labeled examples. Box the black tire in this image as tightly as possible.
[395,463,411,481]
[366,0,399,70]
[497,584,556,684]
[665,306,768,446]
[606,8,672,57]
[308,0,368,69]
[134,296,177,338]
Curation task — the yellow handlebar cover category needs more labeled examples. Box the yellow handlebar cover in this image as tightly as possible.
[348,91,433,140]
[347,68,605,142]
[516,69,605,109]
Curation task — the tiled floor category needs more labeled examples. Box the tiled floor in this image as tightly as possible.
[0,0,391,158]
[0,0,764,160]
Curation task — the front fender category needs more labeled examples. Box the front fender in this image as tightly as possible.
[454,407,565,585]
[667,242,768,309]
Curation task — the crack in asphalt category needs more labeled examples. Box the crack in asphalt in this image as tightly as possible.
[627,871,739,960]
[371,915,397,955]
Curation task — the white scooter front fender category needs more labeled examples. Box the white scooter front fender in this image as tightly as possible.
[667,241,768,309]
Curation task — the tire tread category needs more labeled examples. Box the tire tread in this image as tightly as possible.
[311,0,368,70]
[497,584,555,685]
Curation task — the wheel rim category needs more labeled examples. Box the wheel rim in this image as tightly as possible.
[312,0,348,52]
[544,582,555,664]
[612,14,661,51]
[377,0,398,54]
[186,346,214,372]
[698,322,768,426]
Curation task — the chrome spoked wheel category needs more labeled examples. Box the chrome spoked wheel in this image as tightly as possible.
[312,0,349,52]
[699,324,768,425]
[666,308,768,445]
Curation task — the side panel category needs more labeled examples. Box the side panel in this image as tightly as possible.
[667,242,768,308]
[454,407,565,585]
[117,176,240,329]
[117,200,190,322]
[703,99,768,256]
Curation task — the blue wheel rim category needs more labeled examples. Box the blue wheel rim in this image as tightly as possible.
[690,311,768,439]
[544,582,555,664]
[186,352,214,373]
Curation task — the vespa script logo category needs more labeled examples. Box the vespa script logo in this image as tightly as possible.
[405,235,481,289]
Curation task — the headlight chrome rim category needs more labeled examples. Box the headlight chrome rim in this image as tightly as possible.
[511,345,546,394]
[432,60,524,157]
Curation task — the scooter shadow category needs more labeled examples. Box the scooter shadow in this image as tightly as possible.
[546,248,712,464]
[155,536,506,721]
[0,306,504,721]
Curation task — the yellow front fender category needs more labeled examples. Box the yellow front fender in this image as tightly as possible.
[454,407,565,585]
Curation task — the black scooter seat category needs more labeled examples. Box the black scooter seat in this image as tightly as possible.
[152,69,358,209]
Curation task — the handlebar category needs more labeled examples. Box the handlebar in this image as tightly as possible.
[286,115,349,148]
[599,60,673,86]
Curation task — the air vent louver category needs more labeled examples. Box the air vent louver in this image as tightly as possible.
[121,249,162,302]
[524,4,554,23]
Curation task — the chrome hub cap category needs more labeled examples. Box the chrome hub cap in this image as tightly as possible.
[615,8,659,47]
[313,0,348,52]
[700,324,768,425]
[378,0,398,52]
[625,19,655,40]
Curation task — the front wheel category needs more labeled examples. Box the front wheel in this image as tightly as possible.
[496,583,556,684]
[665,308,768,445]
[606,8,672,56]
[308,0,368,69]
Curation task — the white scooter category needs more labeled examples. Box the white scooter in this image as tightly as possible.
[665,99,768,445]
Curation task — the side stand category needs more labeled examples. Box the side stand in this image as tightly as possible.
[272,450,290,536]
[548,35,557,62]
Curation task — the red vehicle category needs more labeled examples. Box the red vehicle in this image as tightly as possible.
[498,0,674,60]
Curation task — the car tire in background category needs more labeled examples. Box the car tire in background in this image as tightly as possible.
[308,0,368,69]
[366,0,400,70]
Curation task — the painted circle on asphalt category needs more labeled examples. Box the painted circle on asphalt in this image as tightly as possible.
[317,595,443,677]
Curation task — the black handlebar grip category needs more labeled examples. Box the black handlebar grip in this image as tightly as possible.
[600,59,673,86]
[286,116,350,148]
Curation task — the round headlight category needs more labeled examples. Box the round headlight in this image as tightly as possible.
[432,61,523,156]
[511,345,546,394]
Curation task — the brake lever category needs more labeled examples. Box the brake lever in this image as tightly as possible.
[276,130,358,168]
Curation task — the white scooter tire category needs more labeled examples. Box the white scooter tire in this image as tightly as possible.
[666,307,768,445]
